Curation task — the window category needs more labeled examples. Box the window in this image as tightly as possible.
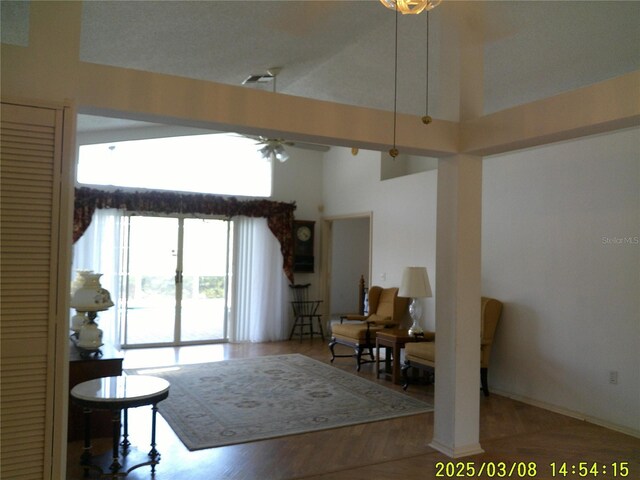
[77,133,272,197]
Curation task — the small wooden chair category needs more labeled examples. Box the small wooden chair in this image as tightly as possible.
[289,284,324,341]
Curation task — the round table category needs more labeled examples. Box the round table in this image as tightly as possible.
[70,375,170,478]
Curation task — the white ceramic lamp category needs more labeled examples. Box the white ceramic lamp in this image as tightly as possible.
[70,271,114,349]
[399,266,432,336]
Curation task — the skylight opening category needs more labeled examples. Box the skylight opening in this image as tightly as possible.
[77,133,272,197]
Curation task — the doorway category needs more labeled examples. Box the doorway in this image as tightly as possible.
[121,215,232,347]
[321,214,372,319]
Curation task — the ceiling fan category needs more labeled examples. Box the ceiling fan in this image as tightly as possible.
[241,67,329,162]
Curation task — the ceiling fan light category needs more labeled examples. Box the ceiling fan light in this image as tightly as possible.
[379,0,441,15]
[274,145,290,163]
[259,145,277,162]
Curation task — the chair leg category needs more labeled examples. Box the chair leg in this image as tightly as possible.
[481,367,489,396]
[355,346,363,372]
[300,316,311,342]
[288,316,299,340]
[367,346,375,361]
[316,316,325,340]
[329,338,337,362]
[306,316,323,340]
[401,360,412,390]
[329,339,377,371]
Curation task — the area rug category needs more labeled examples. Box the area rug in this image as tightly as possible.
[126,354,432,450]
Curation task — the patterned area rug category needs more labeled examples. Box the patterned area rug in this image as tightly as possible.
[126,354,432,450]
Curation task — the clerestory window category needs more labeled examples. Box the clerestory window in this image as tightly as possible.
[77,133,272,197]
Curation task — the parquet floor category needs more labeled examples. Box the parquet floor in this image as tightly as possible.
[66,340,640,479]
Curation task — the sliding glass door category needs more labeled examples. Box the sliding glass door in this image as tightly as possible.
[181,218,232,342]
[121,215,232,347]
[123,216,177,345]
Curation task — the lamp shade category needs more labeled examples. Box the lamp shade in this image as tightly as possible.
[399,266,432,298]
[273,144,290,162]
[69,271,114,312]
[258,144,272,160]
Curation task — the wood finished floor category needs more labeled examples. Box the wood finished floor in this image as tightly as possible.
[67,340,640,479]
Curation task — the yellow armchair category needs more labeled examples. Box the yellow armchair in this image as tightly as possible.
[402,297,503,396]
[329,286,408,371]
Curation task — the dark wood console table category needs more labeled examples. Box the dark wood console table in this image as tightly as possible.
[69,341,123,441]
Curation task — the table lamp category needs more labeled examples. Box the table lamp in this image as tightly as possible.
[399,266,432,336]
[70,271,114,352]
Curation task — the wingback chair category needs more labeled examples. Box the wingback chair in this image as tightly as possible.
[329,286,408,371]
[401,297,503,396]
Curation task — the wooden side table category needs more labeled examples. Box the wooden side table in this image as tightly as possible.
[376,329,434,385]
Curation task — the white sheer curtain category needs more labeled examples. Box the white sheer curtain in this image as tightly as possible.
[73,211,288,345]
[231,217,289,342]
[71,208,124,348]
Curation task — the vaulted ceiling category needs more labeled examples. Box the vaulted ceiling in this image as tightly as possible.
[3,1,638,134]
[78,1,639,119]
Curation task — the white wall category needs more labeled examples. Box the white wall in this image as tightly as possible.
[272,145,325,297]
[323,147,438,331]
[272,146,324,219]
[483,127,640,434]
[324,129,639,435]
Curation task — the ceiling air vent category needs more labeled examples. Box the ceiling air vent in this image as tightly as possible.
[241,67,281,86]
[242,73,274,85]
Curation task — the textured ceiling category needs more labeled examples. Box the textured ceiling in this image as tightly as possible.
[4,1,637,132]
[77,1,639,121]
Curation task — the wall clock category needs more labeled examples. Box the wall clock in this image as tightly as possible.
[296,225,312,242]
[293,220,315,273]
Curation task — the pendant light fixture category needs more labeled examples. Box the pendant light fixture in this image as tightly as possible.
[389,5,400,158]
[422,10,433,125]
[380,0,441,15]
[388,3,436,158]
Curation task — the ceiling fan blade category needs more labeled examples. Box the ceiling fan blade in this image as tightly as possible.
[236,132,329,153]
[288,142,330,152]
[240,134,265,143]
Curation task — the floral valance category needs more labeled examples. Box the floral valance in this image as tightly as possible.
[73,187,296,283]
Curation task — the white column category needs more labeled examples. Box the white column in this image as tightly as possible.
[431,153,483,457]
[429,3,486,457]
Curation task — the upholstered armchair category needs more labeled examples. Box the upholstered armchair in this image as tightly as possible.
[329,286,408,371]
[401,297,503,396]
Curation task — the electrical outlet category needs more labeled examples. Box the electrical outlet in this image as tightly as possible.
[609,370,618,385]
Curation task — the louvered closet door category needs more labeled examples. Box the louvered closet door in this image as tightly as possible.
[1,102,64,480]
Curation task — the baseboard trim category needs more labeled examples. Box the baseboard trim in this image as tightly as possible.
[491,388,640,439]
[429,439,484,458]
